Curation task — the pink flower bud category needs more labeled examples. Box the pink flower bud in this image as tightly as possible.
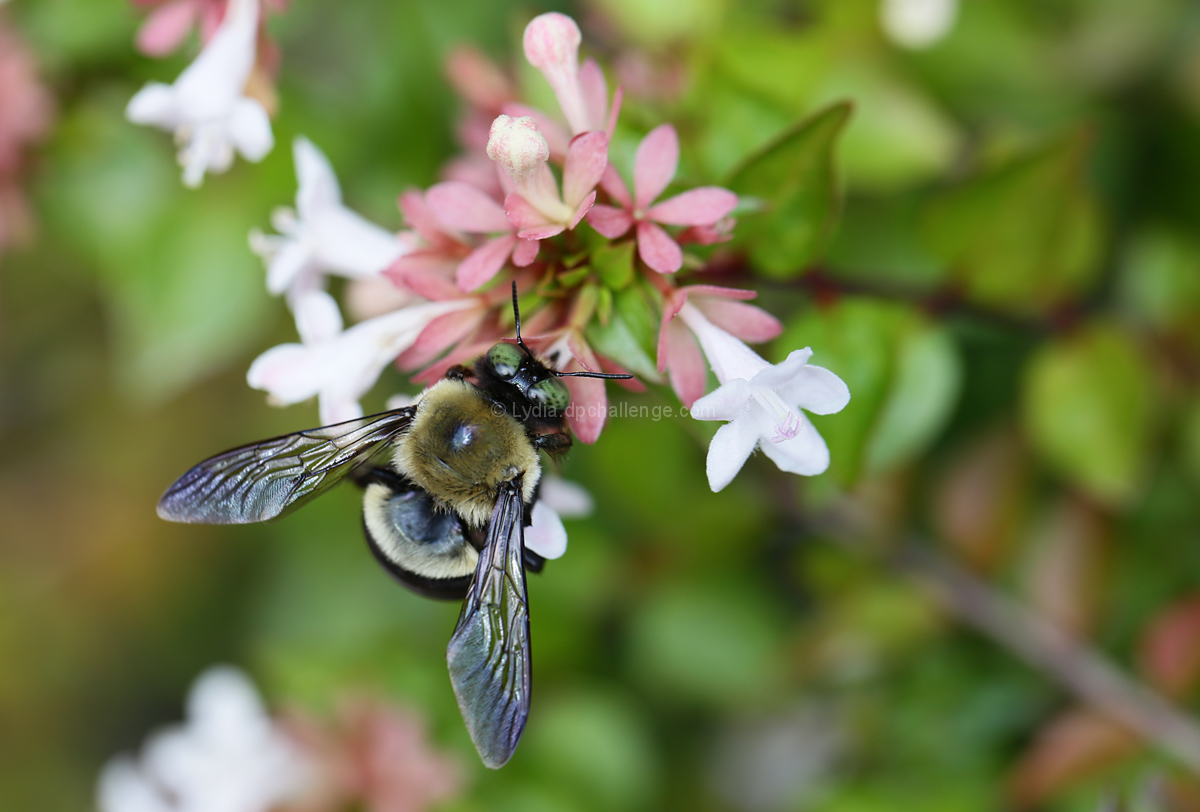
[522,13,581,73]
[522,13,591,135]
[486,114,549,183]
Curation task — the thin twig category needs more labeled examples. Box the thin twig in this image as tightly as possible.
[894,540,1200,774]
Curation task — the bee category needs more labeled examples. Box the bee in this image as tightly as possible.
[157,284,630,769]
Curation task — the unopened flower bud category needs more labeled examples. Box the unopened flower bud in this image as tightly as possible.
[522,13,581,72]
[486,114,550,182]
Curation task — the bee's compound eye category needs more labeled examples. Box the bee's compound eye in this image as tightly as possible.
[486,343,523,379]
[529,376,570,414]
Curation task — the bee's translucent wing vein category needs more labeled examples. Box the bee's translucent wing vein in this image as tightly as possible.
[157,408,415,524]
[446,480,531,769]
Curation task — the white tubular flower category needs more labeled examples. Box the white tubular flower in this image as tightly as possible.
[247,290,477,425]
[250,138,409,301]
[682,304,850,492]
[126,0,273,187]
[96,666,310,812]
[525,476,594,560]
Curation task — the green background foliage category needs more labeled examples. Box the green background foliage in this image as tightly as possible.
[5,0,1200,810]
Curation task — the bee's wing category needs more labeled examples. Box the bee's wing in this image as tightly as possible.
[157,408,416,524]
[446,478,531,769]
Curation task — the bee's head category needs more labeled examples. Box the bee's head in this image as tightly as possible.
[481,283,633,418]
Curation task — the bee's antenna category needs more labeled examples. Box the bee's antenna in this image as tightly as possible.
[556,369,635,380]
[511,281,633,380]
[511,281,533,357]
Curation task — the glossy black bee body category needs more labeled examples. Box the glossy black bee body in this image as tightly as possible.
[156,284,630,768]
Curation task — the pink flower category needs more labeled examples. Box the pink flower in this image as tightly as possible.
[522,13,620,137]
[486,115,608,241]
[283,697,462,812]
[424,180,540,291]
[586,124,738,273]
[657,285,782,407]
[132,0,287,58]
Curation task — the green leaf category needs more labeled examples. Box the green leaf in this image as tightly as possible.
[1117,227,1200,332]
[776,298,961,485]
[592,241,636,290]
[923,131,1104,311]
[627,581,784,706]
[864,324,962,473]
[585,285,663,384]
[1023,323,1156,506]
[725,102,851,278]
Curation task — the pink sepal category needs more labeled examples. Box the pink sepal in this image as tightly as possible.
[518,224,565,240]
[647,187,738,227]
[585,204,633,238]
[605,86,624,140]
[564,338,606,444]
[562,131,609,207]
[699,299,782,343]
[386,250,460,279]
[636,220,682,273]
[662,320,707,408]
[456,235,516,291]
[503,193,549,230]
[512,238,540,266]
[137,0,197,57]
[598,163,631,208]
[426,181,511,234]
[633,124,679,211]
[568,191,597,230]
[578,58,608,132]
[685,284,758,300]
[398,191,455,247]
[398,307,483,369]
[387,267,462,301]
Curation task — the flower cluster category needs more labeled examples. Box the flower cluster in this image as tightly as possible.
[126,6,848,497]
[242,11,848,496]
[97,666,462,812]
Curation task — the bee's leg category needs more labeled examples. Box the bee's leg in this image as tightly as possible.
[445,365,472,381]
[531,432,572,454]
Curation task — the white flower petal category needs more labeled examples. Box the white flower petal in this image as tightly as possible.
[691,378,753,423]
[312,207,405,277]
[526,500,568,559]
[247,343,326,405]
[263,239,314,296]
[125,83,178,128]
[293,289,343,345]
[538,476,593,518]
[173,0,258,117]
[706,417,761,492]
[319,394,365,425]
[758,415,831,476]
[293,136,342,218]
[679,302,770,384]
[97,758,170,812]
[229,98,274,162]
[755,349,850,415]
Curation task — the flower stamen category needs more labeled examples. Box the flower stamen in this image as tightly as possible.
[753,387,801,443]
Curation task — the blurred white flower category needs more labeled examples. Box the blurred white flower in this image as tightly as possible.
[250,137,412,304]
[247,290,477,424]
[683,304,850,492]
[526,476,593,559]
[880,0,959,50]
[96,666,311,812]
[126,0,273,187]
